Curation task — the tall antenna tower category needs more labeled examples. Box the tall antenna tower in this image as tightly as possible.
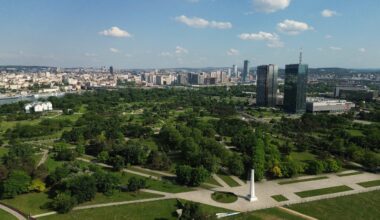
[299,47,303,64]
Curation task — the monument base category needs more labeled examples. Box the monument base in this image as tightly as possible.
[248,195,258,202]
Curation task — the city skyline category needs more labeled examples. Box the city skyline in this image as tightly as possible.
[0,0,379,69]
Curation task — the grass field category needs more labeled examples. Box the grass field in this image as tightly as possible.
[278,176,328,185]
[0,208,17,220]
[211,192,238,203]
[1,192,50,216]
[45,156,64,172]
[0,147,9,157]
[357,179,380,188]
[40,199,230,220]
[288,190,380,220]
[204,176,222,186]
[127,166,163,178]
[78,191,163,206]
[337,171,363,177]
[231,207,304,220]
[217,173,240,187]
[290,151,316,162]
[271,194,289,202]
[345,129,364,137]
[295,185,353,198]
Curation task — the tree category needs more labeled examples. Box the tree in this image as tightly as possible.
[0,170,31,198]
[127,177,146,192]
[66,175,97,203]
[158,125,183,151]
[147,151,171,171]
[324,159,341,173]
[93,171,121,196]
[51,193,77,214]
[0,165,9,181]
[29,179,46,192]
[361,151,380,171]
[97,151,110,163]
[306,160,325,175]
[109,155,125,171]
[227,154,244,176]
[191,167,209,187]
[253,137,265,181]
[176,165,193,186]
[271,166,283,178]
[179,202,214,220]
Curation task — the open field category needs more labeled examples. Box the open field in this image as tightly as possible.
[288,190,380,220]
[271,194,289,202]
[357,179,380,188]
[1,192,50,216]
[231,207,304,220]
[278,176,328,185]
[217,173,240,187]
[0,208,17,220]
[39,199,230,220]
[295,185,353,198]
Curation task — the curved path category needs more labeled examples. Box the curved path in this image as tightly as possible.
[0,204,27,220]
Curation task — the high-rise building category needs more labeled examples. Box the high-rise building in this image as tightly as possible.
[232,65,238,77]
[242,60,250,82]
[283,64,308,113]
[109,66,114,75]
[256,64,278,107]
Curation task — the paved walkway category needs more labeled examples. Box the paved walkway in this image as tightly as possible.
[0,203,27,220]
[36,149,49,168]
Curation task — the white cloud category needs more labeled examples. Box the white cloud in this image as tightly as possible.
[329,46,342,51]
[359,48,366,53]
[175,15,232,29]
[227,48,240,56]
[175,46,189,55]
[238,31,284,48]
[277,19,313,35]
[321,9,338,18]
[325,34,332,39]
[99,26,131,38]
[109,48,120,53]
[252,0,291,13]
[160,52,172,57]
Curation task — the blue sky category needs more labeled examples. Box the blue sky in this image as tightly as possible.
[0,0,379,69]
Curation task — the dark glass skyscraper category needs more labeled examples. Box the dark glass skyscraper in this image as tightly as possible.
[256,64,278,107]
[242,60,249,82]
[283,64,308,113]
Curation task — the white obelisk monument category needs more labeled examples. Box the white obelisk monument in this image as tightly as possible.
[248,169,258,202]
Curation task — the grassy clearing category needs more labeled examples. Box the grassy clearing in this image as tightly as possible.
[357,179,380,188]
[290,151,316,162]
[271,194,289,202]
[127,166,163,178]
[231,207,304,220]
[345,129,364,137]
[0,147,9,157]
[295,185,353,198]
[211,192,238,203]
[278,176,328,185]
[78,191,163,206]
[45,156,64,172]
[0,208,17,220]
[337,171,363,177]
[288,190,380,220]
[204,176,222,187]
[0,192,50,216]
[39,199,230,220]
[217,173,240,187]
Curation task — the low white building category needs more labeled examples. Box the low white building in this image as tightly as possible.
[25,101,53,113]
[306,98,355,113]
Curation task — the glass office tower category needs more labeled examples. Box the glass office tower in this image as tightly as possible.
[283,64,308,113]
[242,60,249,82]
[256,64,278,107]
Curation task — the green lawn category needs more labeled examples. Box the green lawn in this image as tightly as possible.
[357,179,380,188]
[211,192,238,203]
[271,194,289,202]
[290,151,316,162]
[78,191,163,206]
[345,129,364,137]
[278,176,328,185]
[0,208,17,220]
[337,171,363,177]
[217,173,240,187]
[230,207,304,220]
[204,176,222,187]
[40,199,230,220]
[288,190,380,220]
[0,192,50,216]
[119,172,193,193]
[295,185,353,198]
[45,156,64,172]
[127,166,163,178]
